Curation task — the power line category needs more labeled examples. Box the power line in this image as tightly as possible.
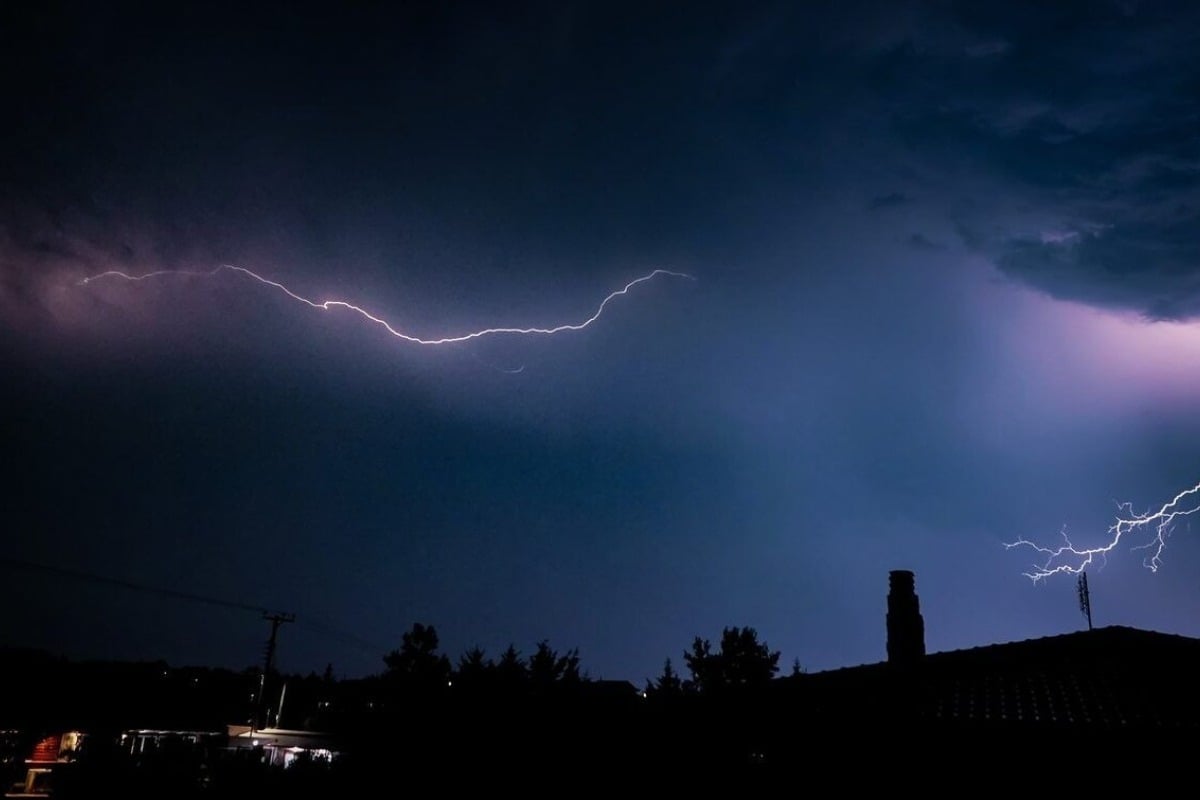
[0,555,273,615]
[0,555,388,656]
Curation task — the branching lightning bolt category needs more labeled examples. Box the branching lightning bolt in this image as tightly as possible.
[79,264,694,345]
[1005,480,1200,582]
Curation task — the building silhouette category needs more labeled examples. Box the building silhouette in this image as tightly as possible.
[781,571,1200,741]
[6,569,1200,791]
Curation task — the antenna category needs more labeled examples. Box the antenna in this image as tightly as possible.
[1076,571,1093,631]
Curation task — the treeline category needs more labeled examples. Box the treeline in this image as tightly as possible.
[2,625,807,794]
[293,622,796,790]
[0,622,794,733]
[322,622,788,710]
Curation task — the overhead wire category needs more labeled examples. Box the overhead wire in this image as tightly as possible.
[0,555,388,659]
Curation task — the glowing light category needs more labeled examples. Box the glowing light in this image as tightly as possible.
[80,265,694,345]
[1006,481,1200,581]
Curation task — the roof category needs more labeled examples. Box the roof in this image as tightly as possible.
[226,726,340,750]
[789,626,1200,730]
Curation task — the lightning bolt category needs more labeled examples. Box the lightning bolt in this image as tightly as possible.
[79,264,694,345]
[1005,480,1200,582]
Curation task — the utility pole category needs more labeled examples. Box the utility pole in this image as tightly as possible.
[1077,572,1093,631]
[255,611,295,730]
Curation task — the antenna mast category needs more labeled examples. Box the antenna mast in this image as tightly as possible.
[1076,572,1093,631]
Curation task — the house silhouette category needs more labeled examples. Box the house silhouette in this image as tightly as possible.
[775,571,1200,748]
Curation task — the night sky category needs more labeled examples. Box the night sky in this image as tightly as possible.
[4,1,1200,683]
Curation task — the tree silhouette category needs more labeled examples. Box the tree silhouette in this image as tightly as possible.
[683,637,715,693]
[528,640,582,688]
[383,623,451,687]
[683,627,780,692]
[494,644,528,690]
[646,658,684,698]
[453,646,493,692]
[457,646,491,674]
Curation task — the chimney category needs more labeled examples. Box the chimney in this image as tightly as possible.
[886,570,925,664]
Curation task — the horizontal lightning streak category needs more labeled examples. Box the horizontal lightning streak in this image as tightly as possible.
[80,265,694,345]
[1005,481,1200,582]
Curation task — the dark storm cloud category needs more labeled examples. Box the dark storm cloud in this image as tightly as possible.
[868,1,1200,318]
[996,214,1200,319]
